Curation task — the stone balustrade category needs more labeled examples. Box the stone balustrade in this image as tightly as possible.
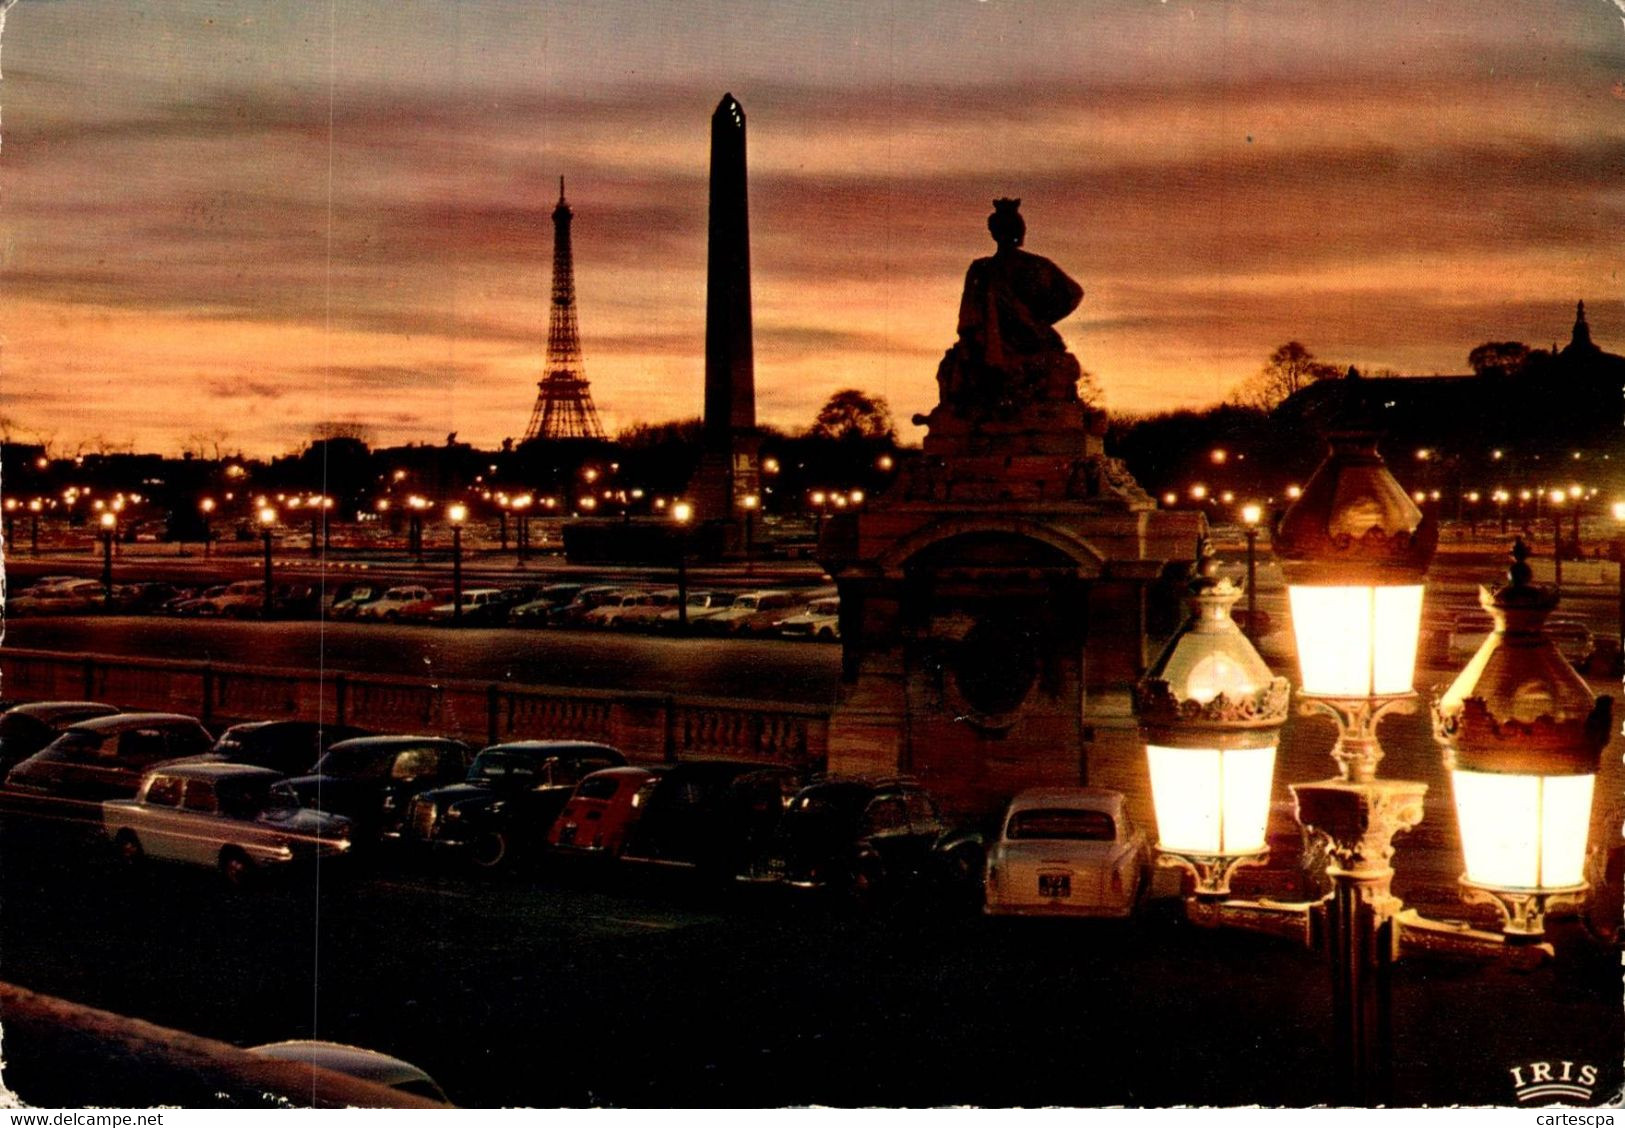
[0,646,828,768]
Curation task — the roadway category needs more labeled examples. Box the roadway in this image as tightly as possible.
[0,835,1617,1108]
[0,616,844,705]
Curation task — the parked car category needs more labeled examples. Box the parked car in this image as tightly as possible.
[620,760,806,875]
[169,584,229,616]
[6,713,214,809]
[164,719,371,778]
[402,741,626,868]
[508,583,585,626]
[426,587,507,625]
[248,1042,449,1104]
[392,588,457,625]
[583,590,655,629]
[983,788,1152,918]
[103,763,353,886]
[744,777,981,903]
[776,596,841,641]
[329,582,386,619]
[0,701,121,775]
[656,590,737,630]
[210,580,269,618]
[278,735,472,841]
[354,585,435,621]
[548,765,662,858]
[700,590,801,635]
[112,582,188,614]
[6,579,106,616]
[548,585,626,627]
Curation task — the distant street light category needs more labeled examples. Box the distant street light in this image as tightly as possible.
[741,493,759,572]
[200,497,216,559]
[514,494,534,566]
[258,506,278,617]
[1241,504,1262,640]
[672,501,693,633]
[99,511,117,604]
[407,496,428,563]
[28,498,42,556]
[447,503,468,624]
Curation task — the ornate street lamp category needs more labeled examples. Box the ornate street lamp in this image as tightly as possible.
[447,503,467,624]
[1136,544,1290,903]
[1274,427,1436,781]
[1273,423,1436,1103]
[1433,540,1612,942]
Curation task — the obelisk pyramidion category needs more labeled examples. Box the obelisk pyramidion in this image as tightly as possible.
[692,92,761,525]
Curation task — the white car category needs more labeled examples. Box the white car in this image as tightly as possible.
[427,587,505,622]
[103,762,352,885]
[983,787,1151,918]
[355,585,434,620]
[776,597,841,641]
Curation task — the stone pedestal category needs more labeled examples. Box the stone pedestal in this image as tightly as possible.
[821,406,1201,820]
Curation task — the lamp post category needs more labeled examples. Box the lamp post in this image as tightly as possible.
[408,496,427,564]
[672,501,693,633]
[1612,502,1625,658]
[200,497,216,559]
[496,496,510,553]
[1433,540,1611,943]
[514,494,533,566]
[28,498,42,556]
[448,503,467,625]
[1273,425,1436,1103]
[1137,541,1290,906]
[1548,491,1564,592]
[810,491,827,542]
[741,493,759,572]
[258,506,277,618]
[1241,504,1262,641]
[4,498,17,550]
[99,511,117,604]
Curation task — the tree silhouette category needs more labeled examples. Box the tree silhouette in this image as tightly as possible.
[1467,341,1531,379]
[1231,342,1340,409]
[809,389,894,441]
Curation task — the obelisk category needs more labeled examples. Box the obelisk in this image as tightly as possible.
[692,92,760,525]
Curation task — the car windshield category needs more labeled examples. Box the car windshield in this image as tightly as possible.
[40,731,103,761]
[468,751,539,783]
[314,746,395,780]
[1006,808,1115,841]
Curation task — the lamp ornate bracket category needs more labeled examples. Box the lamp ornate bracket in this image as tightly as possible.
[1297,692,1418,783]
[1157,849,1270,900]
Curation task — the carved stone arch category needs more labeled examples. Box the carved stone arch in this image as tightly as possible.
[876,515,1106,581]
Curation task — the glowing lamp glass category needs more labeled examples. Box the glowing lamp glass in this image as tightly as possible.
[1288,583,1423,697]
[1147,744,1277,856]
[1452,770,1592,890]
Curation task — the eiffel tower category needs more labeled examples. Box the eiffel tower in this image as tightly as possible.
[524,178,606,441]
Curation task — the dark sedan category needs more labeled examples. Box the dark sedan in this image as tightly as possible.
[164,719,372,778]
[4,713,215,815]
[279,736,472,843]
[402,741,626,868]
[744,778,984,905]
[619,760,806,877]
[0,701,121,776]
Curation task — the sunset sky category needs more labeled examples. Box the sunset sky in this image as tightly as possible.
[1,0,1621,457]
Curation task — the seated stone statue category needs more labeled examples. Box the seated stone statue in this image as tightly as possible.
[935,199,1085,418]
